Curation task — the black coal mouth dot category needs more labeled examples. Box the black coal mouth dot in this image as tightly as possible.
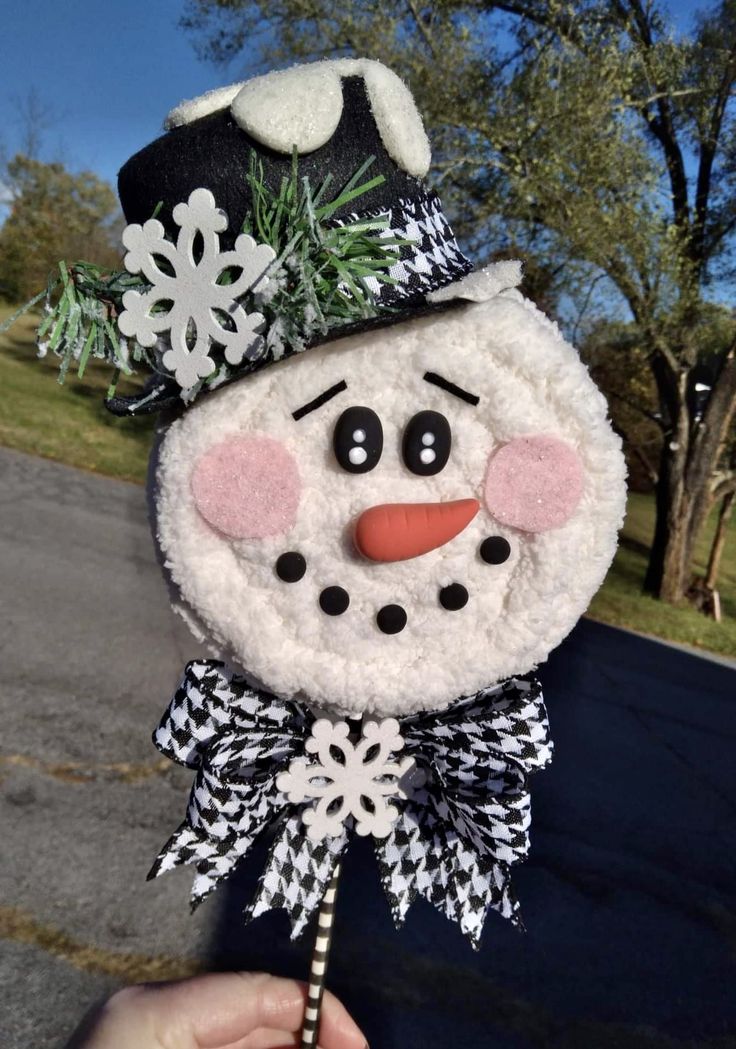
[319,586,350,616]
[439,583,469,611]
[376,604,407,634]
[275,551,307,583]
[480,536,511,565]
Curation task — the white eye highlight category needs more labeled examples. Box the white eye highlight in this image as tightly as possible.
[402,410,451,476]
[334,406,383,474]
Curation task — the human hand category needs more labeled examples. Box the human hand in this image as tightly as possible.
[66,971,368,1049]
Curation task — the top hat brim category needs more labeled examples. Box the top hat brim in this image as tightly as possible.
[105,262,523,417]
[105,295,464,417]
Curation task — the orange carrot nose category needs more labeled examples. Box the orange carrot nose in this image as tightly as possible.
[354,499,480,563]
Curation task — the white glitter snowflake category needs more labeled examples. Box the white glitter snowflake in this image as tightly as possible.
[117,187,277,390]
[276,718,423,842]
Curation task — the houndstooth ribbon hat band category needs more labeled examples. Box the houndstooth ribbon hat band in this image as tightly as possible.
[149,660,553,948]
[106,187,473,417]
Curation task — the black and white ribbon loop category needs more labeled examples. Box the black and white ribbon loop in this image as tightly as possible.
[149,661,553,947]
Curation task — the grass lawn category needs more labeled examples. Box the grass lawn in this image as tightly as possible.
[1,304,734,657]
[589,492,736,658]
[0,306,155,484]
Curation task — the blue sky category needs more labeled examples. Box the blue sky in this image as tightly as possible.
[0,0,241,191]
[1,0,703,198]
[1,1,715,324]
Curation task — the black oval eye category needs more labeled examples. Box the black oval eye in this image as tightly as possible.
[333,406,383,474]
[402,410,451,476]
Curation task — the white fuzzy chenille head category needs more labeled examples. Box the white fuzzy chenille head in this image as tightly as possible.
[153,293,626,717]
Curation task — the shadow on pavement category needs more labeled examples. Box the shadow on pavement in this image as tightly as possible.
[204,619,736,1049]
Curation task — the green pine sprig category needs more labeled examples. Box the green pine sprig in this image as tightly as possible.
[1,156,412,398]
[0,260,153,398]
[243,151,410,355]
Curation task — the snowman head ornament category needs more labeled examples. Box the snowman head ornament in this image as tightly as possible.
[154,296,624,717]
[113,59,625,720]
[98,59,627,974]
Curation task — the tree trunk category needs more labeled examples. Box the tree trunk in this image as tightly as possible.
[645,342,736,602]
[705,489,735,590]
[644,368,692,600]
[645,440,695,602]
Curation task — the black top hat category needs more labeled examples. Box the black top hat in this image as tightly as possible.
[108,60,473,416]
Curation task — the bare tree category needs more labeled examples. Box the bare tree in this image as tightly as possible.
[11,87,55,161]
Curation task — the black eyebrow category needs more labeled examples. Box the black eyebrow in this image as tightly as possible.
[292,380,348,420]
[423,371,479,406]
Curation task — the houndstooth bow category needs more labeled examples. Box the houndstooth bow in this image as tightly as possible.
[149,660,553,948]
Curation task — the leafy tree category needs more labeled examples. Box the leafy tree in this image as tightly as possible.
[581,319,662,492]
[0,155,121,302]
[583,303,735,492]
[182,0,736,605]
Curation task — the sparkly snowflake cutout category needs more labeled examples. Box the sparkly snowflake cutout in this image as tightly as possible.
[117,187,277,390]
[276,718,423,842]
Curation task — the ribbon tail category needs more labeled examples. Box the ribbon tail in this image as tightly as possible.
[374,807,425,929]
[376,803,462,929]
[245,812,349,940]
[188,827,264,908]
[376,802,524,949]
[148,817,271,910]
[147,821,202,881]
[446,840,522,949]
[488,864,524,930]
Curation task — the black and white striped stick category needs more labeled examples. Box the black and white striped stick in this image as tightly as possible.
[300,860,342,1048]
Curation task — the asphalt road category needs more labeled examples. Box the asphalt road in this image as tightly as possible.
[1,447,735,1049]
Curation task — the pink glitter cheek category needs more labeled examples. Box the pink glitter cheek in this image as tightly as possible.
[190,435,301,539]
[484,435,584,532]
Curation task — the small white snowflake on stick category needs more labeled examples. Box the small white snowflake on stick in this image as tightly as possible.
[277,718,423,841]
[117,187,277,390]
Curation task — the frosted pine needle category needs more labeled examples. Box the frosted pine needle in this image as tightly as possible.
[1,157,411,396]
